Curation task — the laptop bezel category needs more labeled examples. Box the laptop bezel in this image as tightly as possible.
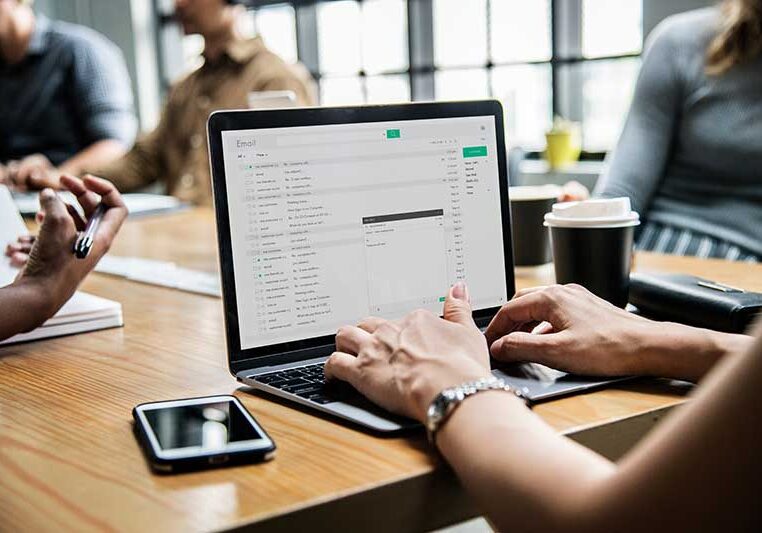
[207,100,516,376]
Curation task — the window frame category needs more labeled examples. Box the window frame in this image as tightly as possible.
[154,0,642,157]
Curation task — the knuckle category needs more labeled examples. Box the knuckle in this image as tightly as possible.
[538,290,556,308]
[356,351,374,371]
[411,309,432,322]
[543,335,565,356]
[46,212,67,228]
[335,326,350,342]
[546,284,564,296]
[544,285,568,303]
[566,283,586,293]
[375,323,390,335]
[498,336,516,352]
[514,287,533,298]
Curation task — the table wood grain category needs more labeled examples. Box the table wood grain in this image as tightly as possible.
[1,209,759,532]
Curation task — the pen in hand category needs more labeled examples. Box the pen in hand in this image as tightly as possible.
[73,203,107,259]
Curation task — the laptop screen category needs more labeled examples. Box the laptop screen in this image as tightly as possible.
[220,115,508,351]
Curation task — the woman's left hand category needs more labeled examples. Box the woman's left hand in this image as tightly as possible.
[324,282,492,422]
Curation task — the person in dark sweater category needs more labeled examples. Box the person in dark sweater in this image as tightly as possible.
[595,1,762,261]
[0,0,136,190]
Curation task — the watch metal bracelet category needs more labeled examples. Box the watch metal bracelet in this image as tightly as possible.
[425,376,530,445]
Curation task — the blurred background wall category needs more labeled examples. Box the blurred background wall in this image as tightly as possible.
[33,0,716,155]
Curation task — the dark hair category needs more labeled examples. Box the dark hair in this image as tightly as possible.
[707,0,762,75]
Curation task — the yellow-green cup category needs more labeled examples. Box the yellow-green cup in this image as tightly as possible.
[544,128,581,169]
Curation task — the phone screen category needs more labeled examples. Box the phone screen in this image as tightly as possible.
[142,399,265,452]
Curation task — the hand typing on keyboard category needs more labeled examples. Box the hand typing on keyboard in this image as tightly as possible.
[324,282,492,422]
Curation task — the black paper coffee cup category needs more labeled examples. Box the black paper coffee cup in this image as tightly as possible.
[509,185,560,267]
[545,198,639,308]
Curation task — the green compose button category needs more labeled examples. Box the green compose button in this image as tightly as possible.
[463,146,487,158]
[386,129,401,139]
[439,296,446,302]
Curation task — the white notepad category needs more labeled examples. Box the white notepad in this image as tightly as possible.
[95,255,221,297]
[0,186,123,345]
[12,191,185,218]
[0,292,123,345]
[0,186,28,286]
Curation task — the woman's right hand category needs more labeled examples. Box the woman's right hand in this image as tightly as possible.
[484,284,750,382]
[485,284,655,377]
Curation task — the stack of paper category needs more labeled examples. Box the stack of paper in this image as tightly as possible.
[0,186,123,346]
[0,186,27,286]
[0,292,123,345]
[95,255,221,297]
[12,191,186,218]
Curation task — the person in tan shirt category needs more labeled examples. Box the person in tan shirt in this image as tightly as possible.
[12,0,315,206]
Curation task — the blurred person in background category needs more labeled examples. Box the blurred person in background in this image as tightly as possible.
[7,0,316,206]
[0,0,137,190]
[593,0,762,261]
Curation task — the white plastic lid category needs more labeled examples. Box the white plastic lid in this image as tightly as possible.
[543,197,640,228]
[509,184,561,201]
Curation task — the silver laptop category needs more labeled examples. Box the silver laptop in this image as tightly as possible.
[207,101,624,433]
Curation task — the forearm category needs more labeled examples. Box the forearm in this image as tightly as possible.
[435,323,762,533]
[58,139,127,177]
[90,136,163,193]
[637,321,752,382]
[436,392,615,533]
[0,280,57,341]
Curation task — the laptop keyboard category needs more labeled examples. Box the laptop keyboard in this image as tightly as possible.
[250,363,360,404]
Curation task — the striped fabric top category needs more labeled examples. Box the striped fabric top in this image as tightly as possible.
[637,221,758,262]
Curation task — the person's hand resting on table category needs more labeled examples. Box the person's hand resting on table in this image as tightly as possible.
[0,175,127,341]
[0,154,62,191]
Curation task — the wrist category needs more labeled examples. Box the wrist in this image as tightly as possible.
[637,320,748,382]
[16,270,76,316]
[434,389,530,453]
[5,278,59,332]
[413,367,491,422]
[424,376,529,445]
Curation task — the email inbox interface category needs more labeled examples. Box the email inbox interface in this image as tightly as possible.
[222,116,507,350]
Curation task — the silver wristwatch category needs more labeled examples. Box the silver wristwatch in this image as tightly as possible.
[425,376,530,445]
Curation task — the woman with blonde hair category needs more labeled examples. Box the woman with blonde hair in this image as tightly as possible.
[594,0,762,261]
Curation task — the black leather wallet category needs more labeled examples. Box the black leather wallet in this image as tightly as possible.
[629,273,762,334]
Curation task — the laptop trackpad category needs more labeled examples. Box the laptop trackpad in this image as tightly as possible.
[491,363,626,402]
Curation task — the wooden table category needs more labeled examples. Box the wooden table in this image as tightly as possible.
[1,209,759,532]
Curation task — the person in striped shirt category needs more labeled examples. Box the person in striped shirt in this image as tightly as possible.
[594,1,762,262]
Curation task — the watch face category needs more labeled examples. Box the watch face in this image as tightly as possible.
[426,393,449,431]
[426,404,439,431]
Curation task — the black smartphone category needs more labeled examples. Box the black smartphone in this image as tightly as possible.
[133,395,276,474]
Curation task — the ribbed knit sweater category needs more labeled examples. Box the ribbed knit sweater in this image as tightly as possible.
[595,7,762,256]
